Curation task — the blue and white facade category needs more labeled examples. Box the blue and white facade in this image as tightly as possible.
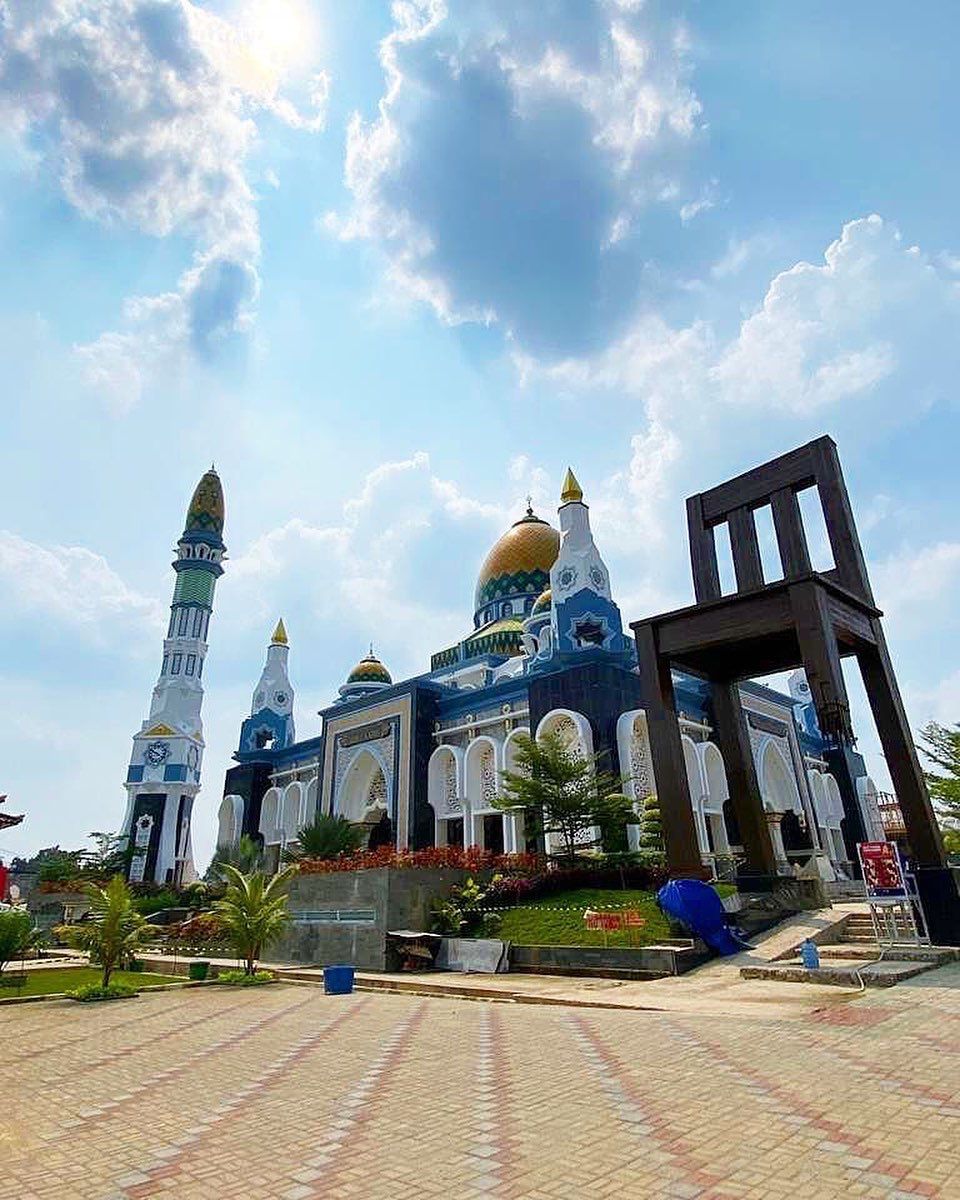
[121,468,225,886]
[220,470,881,879]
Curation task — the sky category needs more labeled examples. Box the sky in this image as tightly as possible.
[1,0,959,871]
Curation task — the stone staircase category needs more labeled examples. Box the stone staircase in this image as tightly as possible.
[741,907,959,988]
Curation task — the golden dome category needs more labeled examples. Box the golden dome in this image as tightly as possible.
[531,587,552,616]
[346,651,392,686]
[475,509,559,612]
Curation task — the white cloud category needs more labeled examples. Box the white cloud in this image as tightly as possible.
[872,541,960,633]
[326,0,702,356]
[0,530,163,634]
[0,0,328,411]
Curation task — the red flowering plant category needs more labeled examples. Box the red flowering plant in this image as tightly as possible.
[297,846,545,876]
[164,912,228,954]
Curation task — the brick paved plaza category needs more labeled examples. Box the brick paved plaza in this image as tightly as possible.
[3,970,959,1200]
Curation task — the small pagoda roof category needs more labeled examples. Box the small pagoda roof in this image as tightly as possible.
[0,794,24,830]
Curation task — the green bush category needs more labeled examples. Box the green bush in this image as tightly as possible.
[66,981,138,1002]
[0,909,39,974]
[215,969,276,986]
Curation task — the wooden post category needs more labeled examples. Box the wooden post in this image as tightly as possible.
[711,683,777,876]
[728,506,764,592]
[857,626,945,868]
[686,495,721,603]
[770,487,812,579]
[634,624,708,878]
[789,581,855,745]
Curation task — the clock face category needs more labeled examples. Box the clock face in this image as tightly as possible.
[145,740,170,766]
[275,690,288,706]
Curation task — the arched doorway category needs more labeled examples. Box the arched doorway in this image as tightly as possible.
[338,750,392,847]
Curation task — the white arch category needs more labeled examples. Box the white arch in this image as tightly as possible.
[616,710,654,806]
[281,782,303,843]
[259,787,282,845]
[857,774,884,840]
[502,726,531,775]
[535,708,594,759]
[337,748,390,824]
[758,738,803,816]
[465,735,501,817]
[428,744,463,819]
[699,742,729,815]
[217,794,244,849]
[303,777,318,827]
[681,734,710,856]
[499,728,530,854]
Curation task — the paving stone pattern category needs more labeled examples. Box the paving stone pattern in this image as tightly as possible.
[2,972,959,1200]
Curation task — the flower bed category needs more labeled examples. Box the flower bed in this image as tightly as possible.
[297,846,546,875]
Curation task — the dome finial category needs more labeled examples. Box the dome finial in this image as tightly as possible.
[271,618,288,646]
[368,641,374,658]
[525,493,534,517]
[561,467,583,504]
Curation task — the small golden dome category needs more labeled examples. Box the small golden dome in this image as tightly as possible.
[346,650,392,686]
[531,588,552,616]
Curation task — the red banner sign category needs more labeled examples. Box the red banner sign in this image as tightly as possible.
[857,840,906,897]
[583,909,647,932]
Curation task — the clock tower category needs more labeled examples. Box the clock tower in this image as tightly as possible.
[120,467,226,886]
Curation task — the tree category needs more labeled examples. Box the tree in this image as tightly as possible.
[85,831,128,876]
[0,909,38,976]
[205,834,264,883]
[213,865,293,976]
[282,815,365,863]
[918,722,960,831]
[495,730,635,865]
[56,875,157,988]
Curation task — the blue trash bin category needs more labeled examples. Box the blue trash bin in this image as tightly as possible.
[323,965,355,995]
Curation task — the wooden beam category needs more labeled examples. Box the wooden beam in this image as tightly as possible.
[858,624,946,868]
[634,624,708,878]
[770,486,811,579]
[788,581,855,745]
[686,494,721,602]
[711,683,777,875]
[699,439,824,523]
[728,506,764,592]
[808,439,874,603]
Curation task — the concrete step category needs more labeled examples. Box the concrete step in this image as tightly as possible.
[817,943,958,964]
[740,958,941,988]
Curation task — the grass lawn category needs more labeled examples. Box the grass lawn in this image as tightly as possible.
[492,883,737,948]
[493,888,673,948]
[0,967,172,998]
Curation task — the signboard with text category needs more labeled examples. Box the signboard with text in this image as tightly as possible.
[857,840,907,898]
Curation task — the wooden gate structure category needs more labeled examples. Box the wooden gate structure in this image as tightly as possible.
[631,436,959,945]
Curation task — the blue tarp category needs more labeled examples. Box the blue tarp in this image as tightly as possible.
[656,878,753,956]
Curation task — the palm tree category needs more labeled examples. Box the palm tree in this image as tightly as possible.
[282,814,365,862]
[56,875,157,988]
[213,865,294,976]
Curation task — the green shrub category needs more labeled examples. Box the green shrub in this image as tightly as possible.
[215,969,276,986]
[282,814,365,862]
[430,876,501,937]
[0,909,39,974]
[66,981,138,1002]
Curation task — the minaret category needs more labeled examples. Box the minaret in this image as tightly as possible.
[120,468,226,886]
[238,620,296,753]
[549,468,630,659]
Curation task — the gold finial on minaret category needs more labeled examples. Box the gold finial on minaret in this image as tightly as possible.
[271,618,288,646]
[560,467,583,504]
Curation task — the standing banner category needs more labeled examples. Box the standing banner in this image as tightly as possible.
[857,840,907,898]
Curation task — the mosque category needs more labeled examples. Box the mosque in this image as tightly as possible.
[218,470,884,880]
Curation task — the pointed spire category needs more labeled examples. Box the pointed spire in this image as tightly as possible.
[560,467,583,504]
[271,618,288,646]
